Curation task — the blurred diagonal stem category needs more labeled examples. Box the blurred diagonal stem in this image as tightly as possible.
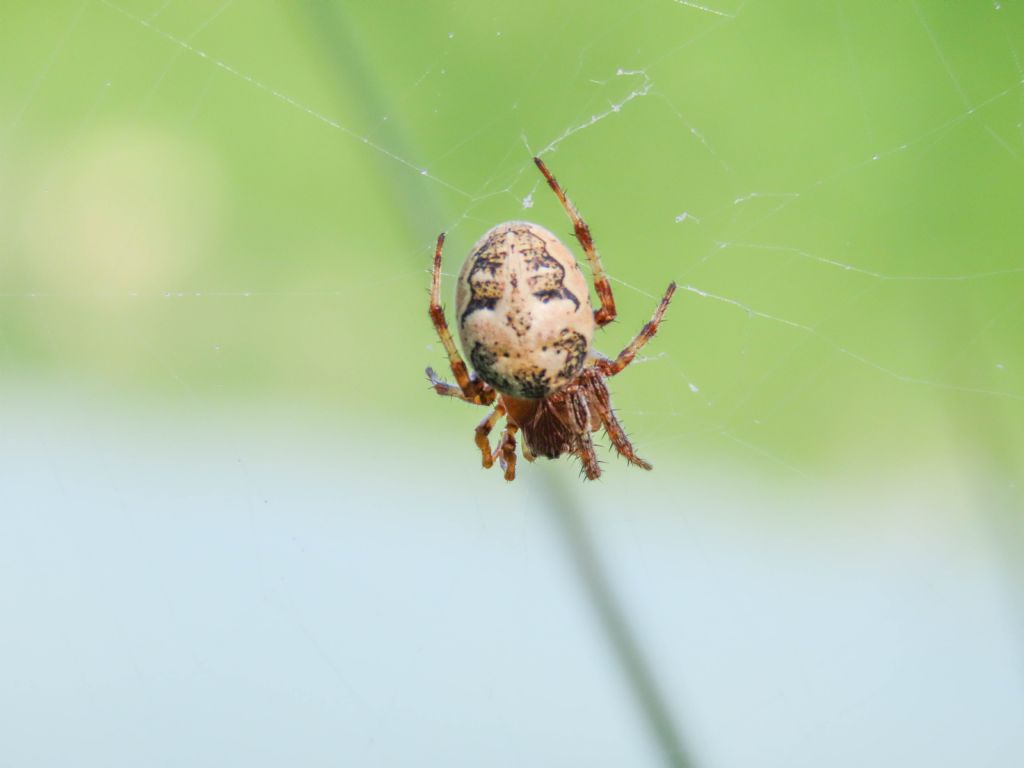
[289,0,444,239]
[293,4,697,763]
[541,470,697,768]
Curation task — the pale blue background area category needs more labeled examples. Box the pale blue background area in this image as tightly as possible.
[2,390,1021,767]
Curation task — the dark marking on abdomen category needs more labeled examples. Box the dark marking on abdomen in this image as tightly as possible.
[460,233,508,324]
[470,342,551,399]
[552,329,588,381]
[519,229,580,310]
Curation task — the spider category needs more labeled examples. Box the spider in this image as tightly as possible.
[426,157,676,481]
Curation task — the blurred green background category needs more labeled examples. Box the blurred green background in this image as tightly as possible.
[2,1,1023,766]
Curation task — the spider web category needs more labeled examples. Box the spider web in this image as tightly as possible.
[2,1,1023,766]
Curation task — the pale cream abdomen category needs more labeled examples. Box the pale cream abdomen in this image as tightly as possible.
[456,222,595,399]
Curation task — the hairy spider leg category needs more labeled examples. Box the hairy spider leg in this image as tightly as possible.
[533,157,617,328]
[427,232,495,405]
[581,370,652,470]
[574,422,602,480]
[594,281,677,377]
[565,386,602,480]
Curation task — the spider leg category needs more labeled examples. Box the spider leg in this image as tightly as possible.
[428,233,495,405]
[493,424,519,481]
[563,386,602,480]
[594,281,676,377]
[583,371,652,470]
[601,410,652,470]
[534,157,617,328]
[575,429,602,480]
[426,367,494,404]
[475,403,506,469]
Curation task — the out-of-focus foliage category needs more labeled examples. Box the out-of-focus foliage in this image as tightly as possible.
[2,0,1022,476]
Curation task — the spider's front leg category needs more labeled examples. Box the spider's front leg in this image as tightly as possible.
[427,233,495,405]
[534,156,616,327]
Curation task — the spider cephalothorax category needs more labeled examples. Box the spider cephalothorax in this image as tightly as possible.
[427,157,676,481]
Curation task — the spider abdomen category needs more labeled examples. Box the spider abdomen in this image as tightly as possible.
[456,221,596,399]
